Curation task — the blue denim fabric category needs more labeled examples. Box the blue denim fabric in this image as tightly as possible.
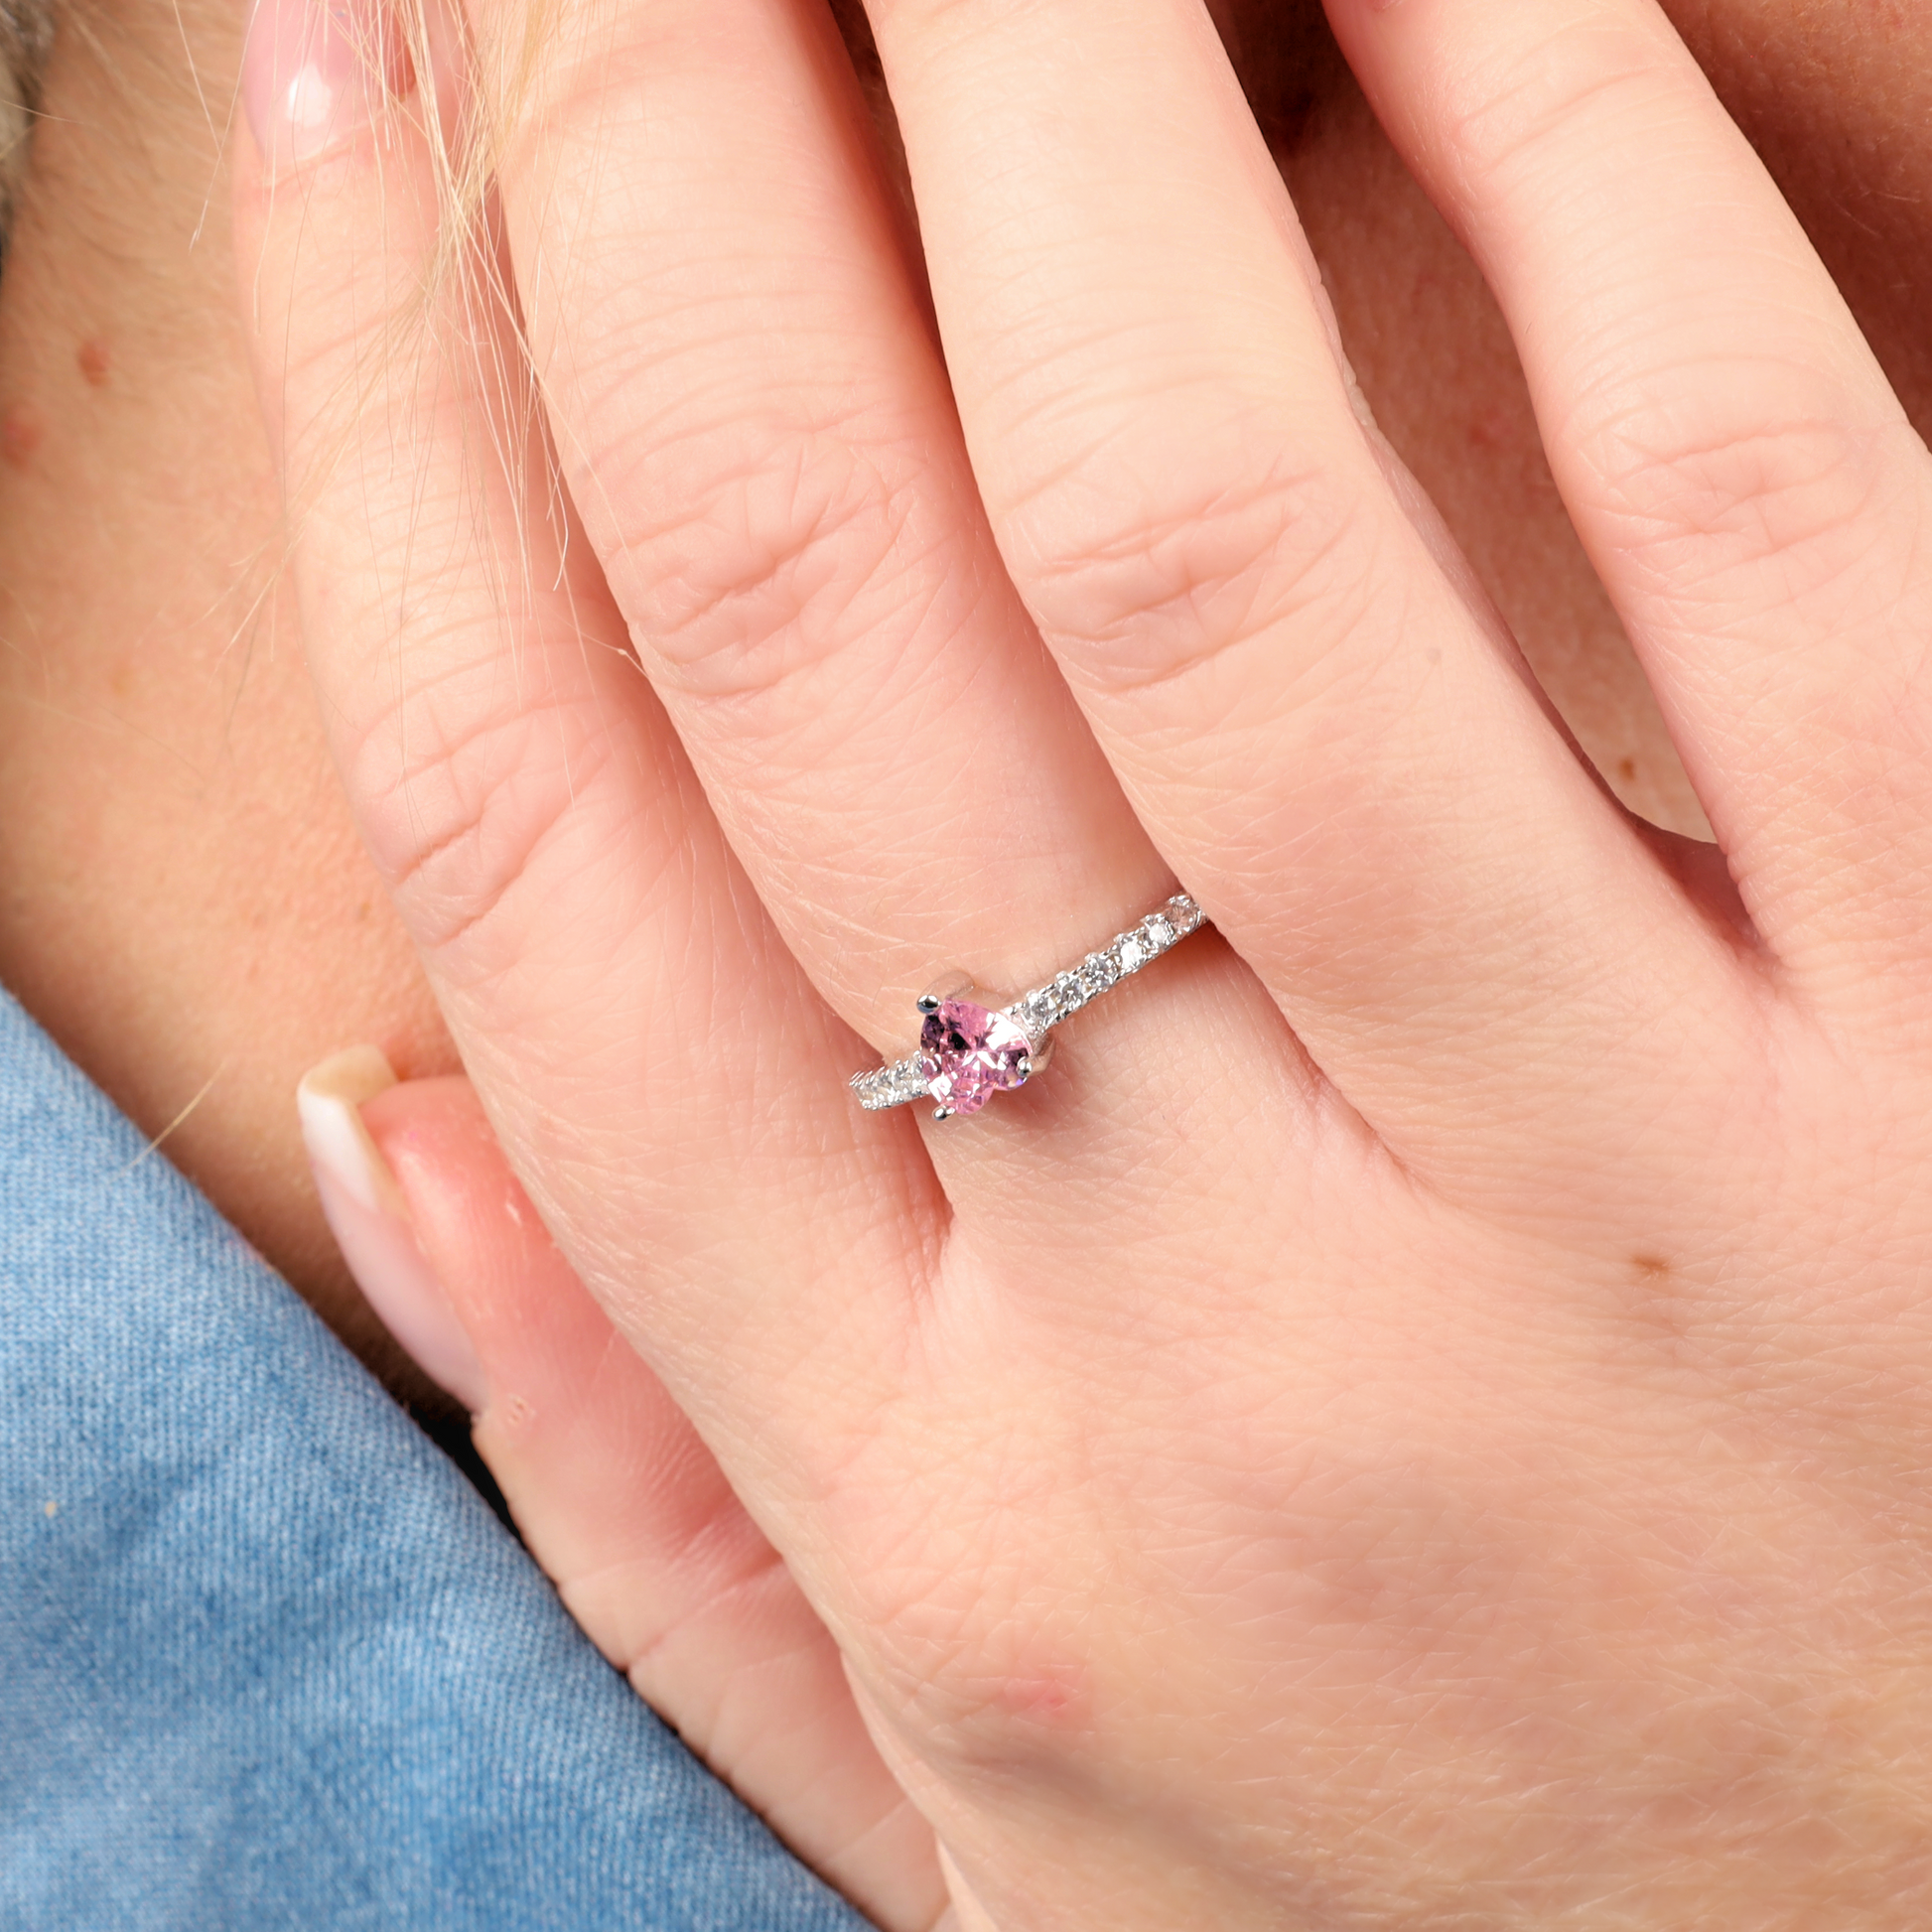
[0,989,871,1932]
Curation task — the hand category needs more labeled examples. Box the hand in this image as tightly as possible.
[238,0,1932,1923]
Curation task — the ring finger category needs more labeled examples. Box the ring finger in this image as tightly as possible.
[473,0,1325,1230]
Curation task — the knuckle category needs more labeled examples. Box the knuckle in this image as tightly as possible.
[343,652,613,976]
[1444,23,1676,206]
[1005,409,1382,699]
[586,407,927,706]
[821,1428,1103,1781]
[1576,379,1913,607]
[855,1539,1100,1782]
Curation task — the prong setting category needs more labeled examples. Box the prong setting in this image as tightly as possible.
[851,895,1206,1116]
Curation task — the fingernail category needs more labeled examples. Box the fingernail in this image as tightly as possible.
[298,1046,488,1412]
[241,0,385,176]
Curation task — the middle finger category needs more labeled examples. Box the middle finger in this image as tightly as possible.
[862,0,1742,1176]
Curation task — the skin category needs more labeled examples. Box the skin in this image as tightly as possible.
[0,0,459,1395]
[2,0,1927,1348]
[4,0,1932,1921]
[238,0,1932,1925]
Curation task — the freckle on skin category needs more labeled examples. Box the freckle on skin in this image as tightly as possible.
[1632,1253,1672,1280]
[1,406,42,467]
[1467,405,1511,450]
[77,340,109,386]
[1617,757,1637,783]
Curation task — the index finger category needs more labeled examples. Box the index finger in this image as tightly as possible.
[234,0,932,1455]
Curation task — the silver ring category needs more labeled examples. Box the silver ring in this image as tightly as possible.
[850,894,1207,1121]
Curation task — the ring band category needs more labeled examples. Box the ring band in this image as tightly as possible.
[850,894,1207,1120]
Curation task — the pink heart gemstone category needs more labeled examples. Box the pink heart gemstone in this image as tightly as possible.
[918,999,1033,1117]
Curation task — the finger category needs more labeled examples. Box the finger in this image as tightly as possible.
[1325,0,1932,986]
[859,0,1738,1165]
[477,0,1171,1038]
[297,1051,946,1931]
[235,0,929,1449]
[462,0,1348,1257]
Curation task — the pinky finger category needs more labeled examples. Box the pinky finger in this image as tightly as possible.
[298,1051,946,1932]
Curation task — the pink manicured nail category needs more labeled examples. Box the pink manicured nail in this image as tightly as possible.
[298,1046,488,1412]
[241,0,383,175]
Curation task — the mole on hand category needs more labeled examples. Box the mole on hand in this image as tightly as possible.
[77,340,110,386]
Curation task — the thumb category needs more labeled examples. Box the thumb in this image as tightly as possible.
[296,1048,945,1931]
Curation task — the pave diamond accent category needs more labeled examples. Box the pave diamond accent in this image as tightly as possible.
[1014,992,1056,1041]
[1079,950,1121,997]
[850,1053,930,1110]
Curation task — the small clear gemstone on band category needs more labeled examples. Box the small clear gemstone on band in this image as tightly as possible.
[850,1054,930,1110]
[1079,950,1121,997]
[1144,914,1175,952]
[1117,931,1151,973]
[1015,994,1055,1040]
